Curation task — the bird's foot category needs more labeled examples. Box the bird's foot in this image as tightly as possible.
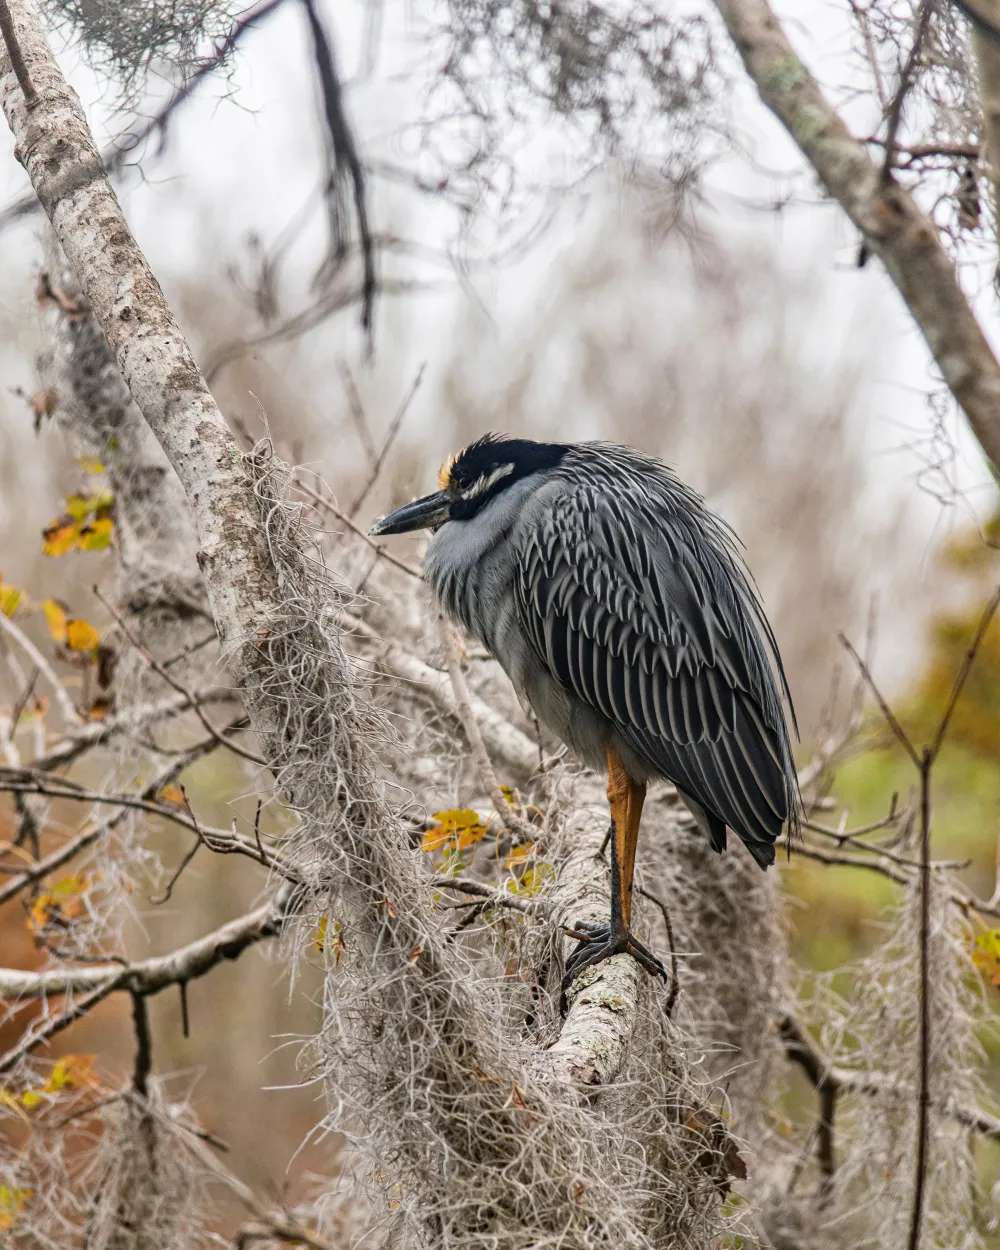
[560,920,667,1013]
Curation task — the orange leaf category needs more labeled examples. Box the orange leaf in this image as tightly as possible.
[157,784,186,807]
[43,518,78,557]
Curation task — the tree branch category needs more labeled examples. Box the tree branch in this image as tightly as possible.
[712,0,1000,475]
[0,891,289,1003]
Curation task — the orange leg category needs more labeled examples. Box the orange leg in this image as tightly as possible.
[606,746,645,936]
[561,747,663,1008]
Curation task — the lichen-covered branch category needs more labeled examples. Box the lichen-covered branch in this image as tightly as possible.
[712,0,1000,475]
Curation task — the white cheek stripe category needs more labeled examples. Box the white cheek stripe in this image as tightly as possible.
[464,462,514,500]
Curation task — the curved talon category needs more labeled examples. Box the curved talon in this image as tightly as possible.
[560,920,667,1013]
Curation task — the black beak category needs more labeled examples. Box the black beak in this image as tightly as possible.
[369,490,453,537]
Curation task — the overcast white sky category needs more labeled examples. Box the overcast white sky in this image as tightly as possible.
[0,0,996,687]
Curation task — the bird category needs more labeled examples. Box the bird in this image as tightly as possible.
[370,434,800,999]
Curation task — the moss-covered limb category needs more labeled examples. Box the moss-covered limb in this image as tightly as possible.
[712,0,1000,477]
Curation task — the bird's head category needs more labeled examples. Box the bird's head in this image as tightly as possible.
[369,434,568,537]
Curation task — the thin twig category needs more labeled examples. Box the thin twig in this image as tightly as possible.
[879,0,935,185]
[295,475,422,579]
[909,747,932,1250]
[433,876,543,918]
[929,583,1000,759]
[838,632,920,765]
[634,882,680,1016]
[301,0,376,345]
[0,611,82,726]
[94,585,266,767]
[347,363,425,518]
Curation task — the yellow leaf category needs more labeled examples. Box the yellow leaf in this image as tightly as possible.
[75,457,105,474]
[18,1090,43,1110]
[43,517,78,557]
[505,843,534,869]
[65,493,96,521]
[44,1054,96,1094]
[65,618,100,653]
[43,598,67,644]
[420,825,453,852]
[157,784,185,807]
[0,1089,29,1122]
[50,873,88,897]
[314,917,344,962]
[76,516,113,551]
[0,583,21,617]
[973,930,1000,986]
[28,875,89,931]
[0,1184,31,1230]
[421,808,488,853]
[518,864,553,897]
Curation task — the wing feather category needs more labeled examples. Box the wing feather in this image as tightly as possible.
[512,456,799,862]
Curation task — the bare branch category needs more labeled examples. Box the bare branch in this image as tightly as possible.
[94,585,266,767]
[0,890,289,1003]
[711,0,1000,476]
[0,0,35,105]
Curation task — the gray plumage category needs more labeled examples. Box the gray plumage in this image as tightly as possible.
[421,440,799,867]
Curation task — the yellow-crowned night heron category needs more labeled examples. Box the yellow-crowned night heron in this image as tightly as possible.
[370,435,799,997]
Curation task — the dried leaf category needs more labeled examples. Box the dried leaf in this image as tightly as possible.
[65,618,100,653]
[157,784,186,807]
[96,644,116,689]
[42,517,78,557]
[88,697,112,721]
[42,598,68,644]
[29,387,58,423]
